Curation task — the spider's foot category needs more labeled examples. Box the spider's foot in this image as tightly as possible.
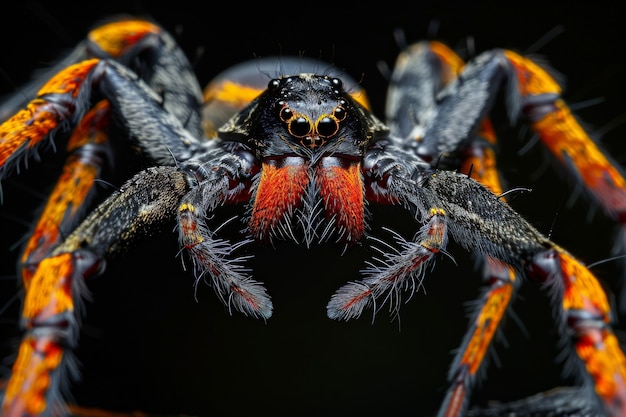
[187,239,273,319]
[328,212,446,321]
[186,249,273,319]
[326,281,374,321]
[221,276,273,320]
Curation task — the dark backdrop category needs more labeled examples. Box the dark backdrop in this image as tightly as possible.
[1,2,625,416]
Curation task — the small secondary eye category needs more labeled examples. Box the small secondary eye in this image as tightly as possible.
[268,79,280,90]
[333,106,346,121]
[279,105,293,122]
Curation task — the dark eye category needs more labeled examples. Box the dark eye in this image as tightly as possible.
[279,105,293,122]
[268,79,280,90]
[333,106,347,121]
[316,116,339,138]
[290,116,312,137]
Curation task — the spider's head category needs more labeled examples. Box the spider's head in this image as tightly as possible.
[219,74,388,160]
[269,74,349,150]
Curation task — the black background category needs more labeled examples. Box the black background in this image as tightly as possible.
[1,1,625,416]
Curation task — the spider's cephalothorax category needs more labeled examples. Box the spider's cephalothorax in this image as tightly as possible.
[241,74,374,153]
[212,73,388,246]
[1,17,626,417]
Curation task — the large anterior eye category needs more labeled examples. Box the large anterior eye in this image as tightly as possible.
[316,105,348,138]
[278,101,313,138]
[316,116,338,138]
[290,116,312,137]
[277,99,347,143]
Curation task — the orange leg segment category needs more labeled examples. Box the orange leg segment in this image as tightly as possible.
[429,42,520,417]
[1,70,110,415]
[0,17,232,417]
[0,59,100,176]
[3,253,79,417]
[529,249,626,416]
[438,258,518,417]
[20,100,111,283]
[87,20,164,58]
[504,50,626,220]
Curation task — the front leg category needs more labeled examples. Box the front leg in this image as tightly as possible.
[327,205,448,320]
[0,55,201,182]
[177,148,273,319]
[2,166,189,417]
[356,141,626,415]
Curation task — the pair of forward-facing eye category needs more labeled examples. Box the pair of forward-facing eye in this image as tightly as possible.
[278,100,348,139]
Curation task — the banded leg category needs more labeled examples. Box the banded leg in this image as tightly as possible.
[503,52,626,314]
[387,41,521,414]
[0,19,206,417]
[0,61,114,417]
[423,41,626,306]
[0,21,205,285]
[387,40,626,414]
[2,19,205,274]
[389,40,626,227]
[2,17,206,279]
[0,56,201,174]
[423,170,626,416]
[0,18,204,180]
[529,248,626,416]
[327,206,448,320]
[421,170,626,416]
[438,259,519,417]
[177,153,272,320]
[19,100,111,282]
[1,166,189,416]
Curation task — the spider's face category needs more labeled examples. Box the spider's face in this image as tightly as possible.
[271,75,348,150]
[221,73,379,160]
[208,74,386,246]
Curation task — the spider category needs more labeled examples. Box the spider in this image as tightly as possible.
[1,15,626,417]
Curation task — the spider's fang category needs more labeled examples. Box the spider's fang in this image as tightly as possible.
[316,160,365,243]
[248,160,309,242]
[249,157,366,245]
